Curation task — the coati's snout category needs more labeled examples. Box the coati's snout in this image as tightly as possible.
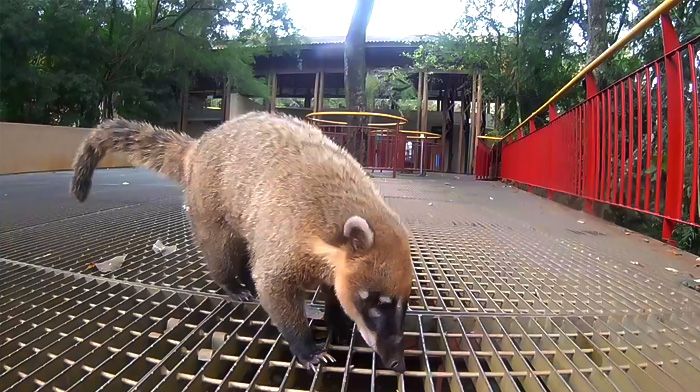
[313,215,413,372]
[351,289,408,372]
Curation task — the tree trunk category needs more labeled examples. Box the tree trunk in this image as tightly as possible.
[587,0,608,84]
[344,0,375,163]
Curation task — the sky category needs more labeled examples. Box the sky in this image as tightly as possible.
[279,0,468,39]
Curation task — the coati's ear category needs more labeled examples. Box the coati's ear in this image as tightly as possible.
[343,216,374,251]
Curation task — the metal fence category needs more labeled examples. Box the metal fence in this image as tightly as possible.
[476,1,700,241]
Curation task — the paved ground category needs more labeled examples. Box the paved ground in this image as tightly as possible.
[1,168,699,392]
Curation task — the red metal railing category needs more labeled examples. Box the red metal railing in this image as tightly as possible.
[490,10,699,241]
[317,125,403,177]
[475,140,501,180]
[403,139,442,173]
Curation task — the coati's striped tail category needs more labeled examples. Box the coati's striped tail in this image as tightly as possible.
[71,119,195,201]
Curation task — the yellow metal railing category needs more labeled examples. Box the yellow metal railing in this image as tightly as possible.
[480,0,681,142]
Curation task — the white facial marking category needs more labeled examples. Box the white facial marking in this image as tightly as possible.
[368,307,381,318]
[379,295,392,304]
[359,326,377,349]
[358,290,369,300]
[396,299,402,309]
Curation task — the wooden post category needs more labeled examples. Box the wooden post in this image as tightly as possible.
[467,72,478,173]
[458,88,466,173]
[471,73,484,173]
[317,71,325,111]
[178,87,189,132]
[268,73,277,113]
[420,72,429,132]
[312,72,321,112]
[416,72,423,130]
[223,79,231,121]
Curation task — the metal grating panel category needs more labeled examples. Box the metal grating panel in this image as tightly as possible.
[1,169,699,391]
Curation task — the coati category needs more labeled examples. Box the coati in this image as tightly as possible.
[71,112,413,372]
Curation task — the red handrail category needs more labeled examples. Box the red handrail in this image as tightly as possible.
[490,12,698,242]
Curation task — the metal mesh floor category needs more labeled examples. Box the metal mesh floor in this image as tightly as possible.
[1,169,699,391]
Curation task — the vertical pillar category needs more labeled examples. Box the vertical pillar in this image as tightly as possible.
[178,87,189,132]
[223,79,231,121]
[268,73,277,113]
[472,73,484,173]
[420,72,429,132]
[317,71,325,111]
[458,89,466,173]
[583,73,599,214]
[312,72,321,112]
[467,73,478,173]
[661,14,684,243]
[416,72,423,130]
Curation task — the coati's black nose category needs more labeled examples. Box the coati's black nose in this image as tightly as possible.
[389,359,406,373]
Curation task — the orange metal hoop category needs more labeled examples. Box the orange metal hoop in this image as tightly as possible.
[306,111,408,128]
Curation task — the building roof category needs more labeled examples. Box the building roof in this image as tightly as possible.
[300,35,425,45]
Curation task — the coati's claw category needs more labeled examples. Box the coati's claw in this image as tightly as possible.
[299,350,335,372]
[225,289,255,302]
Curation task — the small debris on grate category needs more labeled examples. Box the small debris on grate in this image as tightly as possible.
[152,239,178,256]
[33,253,52,259]
[91,254,127,272]
[630,260,641,266]
[665,267,679,273]
[643,238,650,243]
[444,182,451,186]
[577,219,585,224]
[489,196,494,200]
[669,249,683,256]
[681,278,700,291]
[182,204,190,212]
[624,230,631,235]
[428,202,433,206]
[122,181,130,185]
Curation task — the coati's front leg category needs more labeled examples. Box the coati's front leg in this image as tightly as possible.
[322,285,354,345]
[257,274,335,371]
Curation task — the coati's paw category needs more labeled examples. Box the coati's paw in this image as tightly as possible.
[222,285,257,302]
[298,350,336,373]
[228,289,256,302]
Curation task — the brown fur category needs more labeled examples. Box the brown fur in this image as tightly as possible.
[71,119,194,201]
[71,111,413,368]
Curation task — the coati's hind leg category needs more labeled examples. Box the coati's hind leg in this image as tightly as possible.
[321,285,353,345]
[189,212,253,301]
[255,261,335,371]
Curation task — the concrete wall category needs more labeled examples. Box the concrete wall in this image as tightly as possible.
[0,122,131,175]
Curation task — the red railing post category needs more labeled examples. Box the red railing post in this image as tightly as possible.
[660,14,684,243]
[583,73,598,214]
[547,104,558,199]
[395,128,406,173]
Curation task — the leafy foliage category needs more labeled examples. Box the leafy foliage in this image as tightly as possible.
[366,68,418,115]
[0,0,298,127]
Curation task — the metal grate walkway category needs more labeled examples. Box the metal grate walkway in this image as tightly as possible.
[1,169,699,391]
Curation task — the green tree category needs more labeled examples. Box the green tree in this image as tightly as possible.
[0,0,298,127]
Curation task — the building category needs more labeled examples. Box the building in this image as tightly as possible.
[174,37,487,174]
